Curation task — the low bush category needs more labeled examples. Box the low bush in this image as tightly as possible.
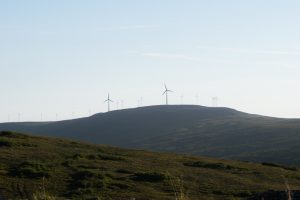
[10,161,50,179]
[132,172,168,182]
[261,162,298,171]
[72,154,84,160]
[0,137,36,148]
[86,154,98,160]
[70,170,108,190]
[184,161,245,171]
[0,139,13,147]
[0,131,28,139]
[110,182,130,189]
[116,169,132,174]
[97,153,124,161]
[0,131,14,137]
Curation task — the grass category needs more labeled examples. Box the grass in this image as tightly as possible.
[1,131,300,199]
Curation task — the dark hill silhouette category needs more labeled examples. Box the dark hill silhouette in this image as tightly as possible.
[1,105,300,166]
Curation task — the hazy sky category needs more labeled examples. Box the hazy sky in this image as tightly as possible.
[1,0,300,122]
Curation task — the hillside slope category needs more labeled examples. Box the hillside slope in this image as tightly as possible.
[1,131,300,200]
[1,105,300,166]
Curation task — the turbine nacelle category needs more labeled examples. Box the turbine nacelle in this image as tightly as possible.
[104,93,113,103]
[104,99,113,103]
[162,90,173,95]
[162,84,173,95]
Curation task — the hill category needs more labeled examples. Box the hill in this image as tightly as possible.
[1,105,300,166]
[1,131,300,200]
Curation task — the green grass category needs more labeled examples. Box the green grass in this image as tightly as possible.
[1,131,300,200]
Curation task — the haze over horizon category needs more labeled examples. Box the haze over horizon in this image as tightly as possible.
[1,0,300,122]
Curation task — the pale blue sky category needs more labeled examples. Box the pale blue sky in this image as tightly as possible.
[1,0,300,121]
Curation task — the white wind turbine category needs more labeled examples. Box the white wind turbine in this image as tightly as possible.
[104,93,113,112]
[162,84,173,105]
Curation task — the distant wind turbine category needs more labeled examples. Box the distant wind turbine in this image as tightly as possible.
[104,93,113,112]
[212,96,218,107]
[162,84,173,105]
[138,97,143,107]
[121,100,124,109]
[195,94,199,104]
[180,94,184,104]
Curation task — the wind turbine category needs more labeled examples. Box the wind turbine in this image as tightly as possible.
[180,94,184,104]
[104,93,113,112]
[121,100,124,109]
[195,94,199,105]
[137,97,143,107]
[162,84,173,105]
[212,96,218,107]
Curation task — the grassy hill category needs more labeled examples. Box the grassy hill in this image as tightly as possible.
[1,131,300,200]
[1,105,300,166]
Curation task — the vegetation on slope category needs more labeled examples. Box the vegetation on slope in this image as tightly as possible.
[2,105,300,166]
[1,131,300,199]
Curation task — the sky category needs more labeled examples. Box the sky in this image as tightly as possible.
[1,0,300,122]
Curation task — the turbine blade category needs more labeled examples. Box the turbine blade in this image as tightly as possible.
[162,90,166,95]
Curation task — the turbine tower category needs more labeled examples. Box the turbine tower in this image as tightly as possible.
[195,94,199,105]
[162,84,173,105]
[104,93,113,112]
[121,100,124,109]
[212,96,218,107]
[180,94,184,104]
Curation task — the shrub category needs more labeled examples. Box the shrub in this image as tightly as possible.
[73,170,99,180]
[0,131,14,137]
[97,153,124,161]
[0,137,36,148]
[110,182,130,189]
[72,154,84,160]
[116,169,132,174]
[86,154,98,160]
[236,190,253,197]
[70,170,108,190]
[184,161,245,171]
[0,131,28,139]
[261,162,298,171]
[0,139,13,147]
[10,161,50,178]
[132,172,168,182]
[62,160,72,167]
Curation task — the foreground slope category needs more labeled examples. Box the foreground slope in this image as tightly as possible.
[1,105,300,166]
[1,131,300,200]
